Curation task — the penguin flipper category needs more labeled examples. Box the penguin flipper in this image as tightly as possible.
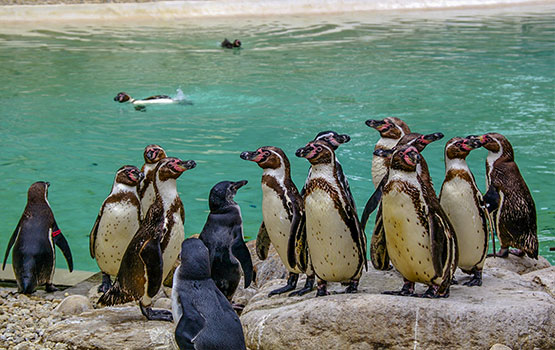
[2,221,21,270]
[484,185,500,214]
[175,292,205,350]
[361,176,385,231]
[288,211,307,272]
[89,212,102,259]
[52,221,73,272]
[370,205,390,270]
[139,238,164,298]
[255,222,271,260]
[231,231,253,288]
[429,205,455,281]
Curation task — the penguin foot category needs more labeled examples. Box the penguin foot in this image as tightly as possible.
[45,283,58,293]
[269,273,299,297]
[344,280,359,294]
[98,273,112,293]
[488,248,509,258]
[451,277,459,285]
[383,281,414,296]
[419,286,450,298]
[463,270,483,287]
[140,303,173,322]
[509,248,525,257]
[289,276,315,297]
[134,105,147,112]
[316,280,329,297]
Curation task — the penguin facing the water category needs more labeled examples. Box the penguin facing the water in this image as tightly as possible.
[199,181,253,303]
[296,140,367,296]
[440,137,488,286]
[139,144,167,218]
[2,182,73,294]
[89,165,144,293]
[240,146,314,296]
[172,238,247,350]
[470,132,538,259]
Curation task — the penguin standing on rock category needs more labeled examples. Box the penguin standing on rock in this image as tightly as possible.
[2,182,73,294]
[469,133,538,259]
[139,144,167,218]
[199,181,253,304]
[89,165,144,293]
[240,146,314,296]
[172,238,247,350]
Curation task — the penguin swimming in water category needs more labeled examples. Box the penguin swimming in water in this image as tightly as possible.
[172,238,247,350]
[221,38,241,49]
[240,146,315,296]
[89,165,144,293]
[380,145,457,297]
[296,140,367,296]
[198,181,253,303]
[114,91,192,111]
[440,137,488,286]
[470,133,538,259]
[139,144,167,218]
[2,182,73,294]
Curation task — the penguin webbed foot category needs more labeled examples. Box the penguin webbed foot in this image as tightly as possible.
[383,280,414,296]
[343,280,359,294]
[97,273,113,293]
[134,105,146,112]
[417,286,450,299]
[268,273,299,297]
[463,270,483,287]
[451,277,459,285]
[316,280,329,297]
[45,283,58,293]
[509,248,525,257]
[488,248,509,258]
[288,276,315,297]
[140,303,173,322]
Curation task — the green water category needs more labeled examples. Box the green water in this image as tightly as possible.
[0,6,553,271]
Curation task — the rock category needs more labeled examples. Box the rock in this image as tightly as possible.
[153,297,172,310]
[247,240,288,288]
[241,261,555,350]
[521,266,555,298]
[484,254,551,275]
[54,295,91,315]
[490,344,512,350]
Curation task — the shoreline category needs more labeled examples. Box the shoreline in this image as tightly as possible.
[1,0,553,23]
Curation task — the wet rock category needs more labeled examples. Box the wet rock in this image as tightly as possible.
[54,295,91,315]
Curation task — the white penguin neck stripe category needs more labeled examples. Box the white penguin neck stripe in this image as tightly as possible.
[486,140,503,184]
[262,151,286,184]
[445,158,471,174]
[112,182,138,195]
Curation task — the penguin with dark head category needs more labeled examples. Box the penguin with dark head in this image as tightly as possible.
[3,182,73,294]
[221,38,241,49]
[199,181,253,305]
[172,238,247,350]
[139,144,167,215]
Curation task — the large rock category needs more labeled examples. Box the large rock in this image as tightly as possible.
[484,254,551,275]
[241,259,554,350]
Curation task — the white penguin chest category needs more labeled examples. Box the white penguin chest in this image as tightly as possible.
[372,156,388,189]
[261,184,299,273]
[305,188,361,282]
[141,185,156,219]
[95,201,140,276]
[382,185,436,284]
[162,210,185,280]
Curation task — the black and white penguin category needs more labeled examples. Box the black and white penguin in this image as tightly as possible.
[89,165,144,293]
[381,145,457,297]
[296,140,367,296]
[198,181,253,303]
[240,146,314,296]
[365,117,411,188]
[221,38,241,49]
[440,137,488,286]
[172,238,247,350]
[2,182,73,294]
[114,92,174,105]
[470,133,538,259]
[139,144,167,218]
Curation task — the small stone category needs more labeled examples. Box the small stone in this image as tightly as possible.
[490,345,512,350]
[54,295,91,315]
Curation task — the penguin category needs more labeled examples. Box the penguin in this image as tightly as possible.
[139,144,167,218]
[2,182,73,294]
[114,92,191,111]
[470,133,538,259]
[221,38,241,49]
[240,146,314,296]
[172,238,247,350]
[198,181,253,304]
[296,140,367,296]
[89,165,144,293]
[98,157,196,321]
[365,117,411,188]
[380,145,457,297]
[439,137,488,286]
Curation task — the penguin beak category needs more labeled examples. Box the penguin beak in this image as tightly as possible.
[465,138,482,150]
[365,119,386,129]
[422,132,444,143]
[338,134,351,144]
[295,144,314,158]
[373,149,394,158]
[240,151,257,161]
[182,160,197,171]
[232,180,248,191]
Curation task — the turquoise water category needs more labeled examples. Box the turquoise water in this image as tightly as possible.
[0,5,553,271]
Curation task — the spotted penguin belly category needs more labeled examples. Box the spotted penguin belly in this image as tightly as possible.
[382,188,436,285]
[305,188,361,282]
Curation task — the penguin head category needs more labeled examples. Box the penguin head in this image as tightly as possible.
[116,165,144,187]
[208,180,248,212]
[240,146,290,171]
[411,132,444,151]
[114,92,131,103]
[178,238,211,280]
[27,181,49,204]
[143,144,167,164]
[157,157,196,180]
[391,145,421,171]
[445,137,482,160]
[296,140,334,165]
[366,117,410,139]
[233,39,242,47]
[468,133,513,158]
[313,131,350,150]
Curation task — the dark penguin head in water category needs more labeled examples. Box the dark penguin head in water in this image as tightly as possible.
[390,145,422,172]
[240,146,289,171]
[143,144,167,165]
[177,238,211,280]
[115,165,144,187]
[313,131,350,150]
[209,180,248,213]
[221,38,241,49]
[295,140,335,165]
[114,92,132,103]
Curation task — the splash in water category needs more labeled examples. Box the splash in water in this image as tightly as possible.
[174,88,193,105]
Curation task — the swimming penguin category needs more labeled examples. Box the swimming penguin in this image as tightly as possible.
[381,145,457,297]
[114,92,191,111]
[2,182,73,294]
[440,137,488,286]
[198,181,253,303]
[470,133,538,259]
[172,238,247,350]
[139,144,167,218]
[296,140,367,296]
[89,165,144,293]
[221,38,241,49]
[240,146,315,296]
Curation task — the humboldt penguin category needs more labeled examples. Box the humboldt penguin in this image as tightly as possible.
[365,117,411,188]
[172,238,247,350]
[2,182,73,294]
[296,140,367,296]
[139,144,167,218]
[240,146,314,296]
[221,38,241,48]
[89,165,144,293]
[99,157,196,321]
[381,145,457,297]
[198,181,253,303]
[470,133,538,259]
[440,137,488,286]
